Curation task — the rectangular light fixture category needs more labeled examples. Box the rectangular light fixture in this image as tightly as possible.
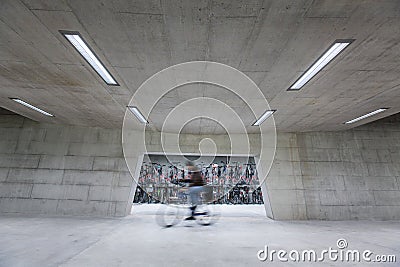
[60,30,119,86]
[345,108,388,124]
[253,110,276,126]
[128,106,148,124]
[289,39,354,90]
[10,98,54,117]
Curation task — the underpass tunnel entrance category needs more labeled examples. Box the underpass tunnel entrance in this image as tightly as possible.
[131,153,267,217]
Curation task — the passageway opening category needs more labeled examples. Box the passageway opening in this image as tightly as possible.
[130,153,267,217]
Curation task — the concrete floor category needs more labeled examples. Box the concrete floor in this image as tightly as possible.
[0,205,399,267]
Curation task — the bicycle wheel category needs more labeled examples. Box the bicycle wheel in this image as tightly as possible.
[156,204,181,228]
[195,205,220,226]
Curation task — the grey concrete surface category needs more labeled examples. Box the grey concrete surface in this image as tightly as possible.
[0,115,135,217]
[266,115,400,220]
[0,204,399,267]
[1,113,400,220]
[0,0,400,132]
[0,0,399,227]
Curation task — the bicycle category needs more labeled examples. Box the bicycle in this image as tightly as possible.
[156,185,220,228]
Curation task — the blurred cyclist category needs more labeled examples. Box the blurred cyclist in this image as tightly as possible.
[180,161,205,220]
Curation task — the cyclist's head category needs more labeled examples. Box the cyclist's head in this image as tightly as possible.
[186,161,200,173]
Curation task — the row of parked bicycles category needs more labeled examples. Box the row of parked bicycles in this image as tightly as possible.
[139,161,259,186]
[134,181,263,205]
[134,158,263,227]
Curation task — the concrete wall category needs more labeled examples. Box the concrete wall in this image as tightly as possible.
[0,115,135,217]
[263,133,306,220]
[1,113,399,220]
[144,130,262,156]
[297,118,400,220]
[267,116,400,220]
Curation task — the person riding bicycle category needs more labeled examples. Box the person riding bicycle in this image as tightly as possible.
[180,161,205,220]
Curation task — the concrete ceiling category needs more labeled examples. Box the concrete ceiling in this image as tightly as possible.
[0,106,18,115]
[150,83,256,134]
[0,0,399,133]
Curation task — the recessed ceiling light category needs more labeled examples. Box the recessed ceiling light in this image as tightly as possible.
[253,110,276,126]
[345,108,388,124]
[289,39,354,90]
[60,30,119,86]
[128,106,148,124]
[10,98,54,117]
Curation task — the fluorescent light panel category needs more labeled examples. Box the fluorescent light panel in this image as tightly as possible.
[10,98,54,117]
[128,106,148,124]
[289,39,354,90]
[60,31,118,86]
[345,108,387,124]
[253,110,276,126]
